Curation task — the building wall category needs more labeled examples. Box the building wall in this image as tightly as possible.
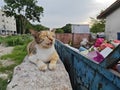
[0,10,16,35]
[71,24,90,33]
[105,7,120,40]
[0,11,5,30]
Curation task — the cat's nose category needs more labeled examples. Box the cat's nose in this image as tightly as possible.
[50,39,53,42]
[48,37,53,41]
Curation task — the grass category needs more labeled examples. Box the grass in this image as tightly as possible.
[0,64,17,73]
[0,73,13,90]
[0,78,8,90]
[0,45,27,64]
[0,34,32,46]
[0,35,32,90]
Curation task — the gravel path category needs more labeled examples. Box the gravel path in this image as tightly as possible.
[0,45,14,79]
[0,45,14,67]
[0,45,14,57]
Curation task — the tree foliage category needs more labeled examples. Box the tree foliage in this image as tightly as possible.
[3,0,43,22]
[56,24,71,33]
[55,28,64,33]
[3,0,44,34]
[62,24,71,33]
[90,17,105,33]
[31,24,49,31]
[21,17,49,34]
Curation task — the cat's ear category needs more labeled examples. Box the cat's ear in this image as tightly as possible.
[51,29,56,33]
[29,29,39,41]
[29,29,38,36]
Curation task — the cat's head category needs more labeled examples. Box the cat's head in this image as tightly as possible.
[30,29,56,48]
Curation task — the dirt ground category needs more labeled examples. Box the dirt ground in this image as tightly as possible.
[0,45,14,79]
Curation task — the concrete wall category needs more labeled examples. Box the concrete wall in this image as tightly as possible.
[105,7,120,40]
[56,33,90,48]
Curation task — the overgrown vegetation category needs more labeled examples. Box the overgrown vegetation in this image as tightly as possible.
[1,45,27,64]
[90,17,105,33]
[0,34,32,46]
[15,15,49,34]
[0,35,32,90]
[0,78,8,90]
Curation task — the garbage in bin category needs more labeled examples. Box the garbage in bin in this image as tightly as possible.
[87,50,104,63]
[79,39,120,64]
[55,40,120,90]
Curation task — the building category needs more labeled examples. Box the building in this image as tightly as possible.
[71,24,90,33]
[97,0,120,40]
[0,10,17,35]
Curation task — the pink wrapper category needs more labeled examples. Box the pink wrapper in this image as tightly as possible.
[87,51,104,63]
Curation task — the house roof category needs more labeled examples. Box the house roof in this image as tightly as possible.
[97,0,120,19]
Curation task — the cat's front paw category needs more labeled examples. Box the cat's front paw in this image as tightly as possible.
[49,63,56,70]
[38,64,47,71]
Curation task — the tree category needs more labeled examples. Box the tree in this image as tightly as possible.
[62,24,71,33]
[25,23,49,34]
[3,0,43,34]
[55,28,64,33]
[90,17,105,33]
[54,23,71,33]
[31,24,49,31]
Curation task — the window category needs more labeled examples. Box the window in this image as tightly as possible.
[2,14,4,16]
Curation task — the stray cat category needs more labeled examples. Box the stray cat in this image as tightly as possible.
[27,29,59,71]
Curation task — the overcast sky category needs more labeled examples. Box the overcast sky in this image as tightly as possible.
[0,0,116,29]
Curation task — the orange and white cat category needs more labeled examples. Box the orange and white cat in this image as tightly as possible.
[27,29,59,71]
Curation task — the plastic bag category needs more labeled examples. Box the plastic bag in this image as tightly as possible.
[87,51,104,63]
[94,38,104,47]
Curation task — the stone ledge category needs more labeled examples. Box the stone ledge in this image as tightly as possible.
[7,56,72,90]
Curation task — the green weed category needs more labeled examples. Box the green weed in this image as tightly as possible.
[0,35,32,90]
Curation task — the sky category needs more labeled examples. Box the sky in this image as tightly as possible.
[0,0,116,29]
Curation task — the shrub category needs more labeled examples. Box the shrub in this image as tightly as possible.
[0,36,4,44]
[1,34,32,46]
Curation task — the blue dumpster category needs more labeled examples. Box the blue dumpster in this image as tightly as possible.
[55,40,120,90]
[117,32,120,40]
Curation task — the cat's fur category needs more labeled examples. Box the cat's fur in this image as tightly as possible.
[27,29,59,71]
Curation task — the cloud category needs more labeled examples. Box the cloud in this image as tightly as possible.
[39,0,99,28]
[38,0,116,28]
[0,0,116,28]
[0,0,5,9]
